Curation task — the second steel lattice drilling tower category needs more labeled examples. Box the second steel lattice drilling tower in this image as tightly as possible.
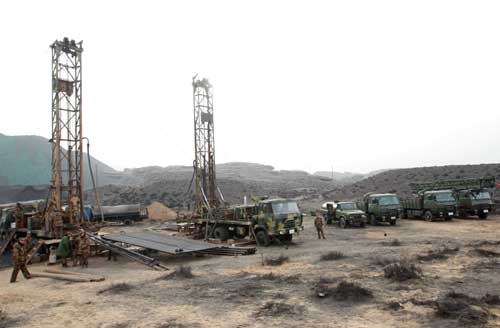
[192,77,220,214]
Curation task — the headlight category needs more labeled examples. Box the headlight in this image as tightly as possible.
[361,215,366,218]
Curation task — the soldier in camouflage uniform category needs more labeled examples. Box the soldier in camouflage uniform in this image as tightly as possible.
[13,203,24,229]
[314,210,326,240]
[78,231,90,268]
[10,239,32,283]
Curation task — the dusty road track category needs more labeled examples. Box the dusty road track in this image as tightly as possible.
[1,216,500,327]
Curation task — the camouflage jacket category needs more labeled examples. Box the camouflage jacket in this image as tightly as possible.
[12,242,27,265]
[78,236,90,256]
[314,216,324,228]
[13,207,24,221]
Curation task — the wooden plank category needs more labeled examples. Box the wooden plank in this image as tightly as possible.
[31,272,92,283]
[43,268,105,281]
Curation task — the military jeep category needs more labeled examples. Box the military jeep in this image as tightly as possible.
[322,201,367,228]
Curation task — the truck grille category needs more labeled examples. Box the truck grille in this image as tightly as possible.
[284,219,295,229]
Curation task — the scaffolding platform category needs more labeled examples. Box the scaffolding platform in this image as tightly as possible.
[101,231,256,256]
[102,232,220,255]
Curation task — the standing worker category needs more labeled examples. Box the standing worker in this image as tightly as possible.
[78,231,90,268]
[56,232,72,267]
[314,210,326,240]
[13,203,24,229]
[10,238,32,283]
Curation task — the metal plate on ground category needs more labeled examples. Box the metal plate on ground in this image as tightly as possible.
[102,232,220,255]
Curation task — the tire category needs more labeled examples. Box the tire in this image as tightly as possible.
[124,220,132,226]
[360,221,366,228]
[390,219,396,226]
[234,226,248,239]
[280,234,293,242]
[213,226,229,241]
[369,214,377,226]
[423,210,433,222]
[200,225,213,238]
[339,217,347,229]
[478,212,488,220]
[255,230,270,247]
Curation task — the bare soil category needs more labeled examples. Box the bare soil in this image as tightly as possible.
[1,216,500,327]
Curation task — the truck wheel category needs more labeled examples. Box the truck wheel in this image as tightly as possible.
[213,226,229,241]
[423,210,433,222]
[124,220,132,226]
[478,212,488,220]
[280,234,293,242]
[256,230,270,247]
[369,215,377,226]
[390,219,396,226]
[200,225,213,238]
[339,217,347,229]
[360,221,366,228]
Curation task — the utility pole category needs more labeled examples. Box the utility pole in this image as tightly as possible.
[46,37,84,231]
[192,76,220,215]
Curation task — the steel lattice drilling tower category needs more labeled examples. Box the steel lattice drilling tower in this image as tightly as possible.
[48,38,84,225]
[193,77,219,214]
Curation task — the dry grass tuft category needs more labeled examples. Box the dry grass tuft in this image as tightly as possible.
[97,283,134,295]
[320,251,345,261]
[254,301,305,317]
[264,255,289,266]
[382,239,402,247]
[383,261,422,281]
[416,246,460,261]
[435,292,491,326]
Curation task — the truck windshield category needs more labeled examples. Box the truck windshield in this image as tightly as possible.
[272,201,300,215]
[378,196,400,206]
[435,192,455,202]
[338,203,356,210]
[472,191,491,200]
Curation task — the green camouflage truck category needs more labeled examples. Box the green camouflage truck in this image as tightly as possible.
[356,193,401,226]
[457,190,493,219]
[408,177,496,220]
[194,198,304,246]
[401,190,457,221]
[321,201,367,228]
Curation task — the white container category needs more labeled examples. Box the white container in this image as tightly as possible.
[49,248,57,264]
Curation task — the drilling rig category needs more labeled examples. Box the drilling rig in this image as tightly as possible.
[189,77,304,244]
[44,37,84,237]
[192,76,223,216]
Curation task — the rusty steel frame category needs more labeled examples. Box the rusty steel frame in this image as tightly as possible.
[192,76,219,214]
[48,38,84,225]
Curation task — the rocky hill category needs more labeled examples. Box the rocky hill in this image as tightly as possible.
[90,162,337,208]
[0,134,118,187]
[322,163,500,202]
[313,169,388,185]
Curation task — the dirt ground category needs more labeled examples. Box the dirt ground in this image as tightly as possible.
[1,216,500,328]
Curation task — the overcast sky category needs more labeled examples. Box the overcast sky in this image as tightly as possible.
[1,1,499,174]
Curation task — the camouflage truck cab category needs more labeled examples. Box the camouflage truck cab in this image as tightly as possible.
[356,193,401,226]
[457,190,493,219]
[194,198,303,246]
[402,190,457,221]
[322,202,367,228]
[254,199,304,246]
